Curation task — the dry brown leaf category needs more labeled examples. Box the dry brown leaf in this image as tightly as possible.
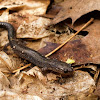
[8,71,95,100]
[0,0,50,15]
[39,18,100,65]
[81,19,100,64]
[0,0,51,40]
[0,91,43,100]
[67,93,98,100]
[94,75,100,97]
[38,39,91,65]
[0,10,9,22]
[0,72,43,100]
[0,71,10,90]
[22,66,47,82]
[54,0,64,4]
[27,32,72,51]
[41,5,61,18]
[50,0,100,25]
[74,65,97,72]
[38,42,60,56]
[0,0,97,99]
[0,30,8,47]
[16,17,54,40]
[0,51,13,72]
[46,73,59,81]
[0,51,23,73]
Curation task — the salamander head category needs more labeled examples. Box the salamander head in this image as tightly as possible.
[50,60,73,76]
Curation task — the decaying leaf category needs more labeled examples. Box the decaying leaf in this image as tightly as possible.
[0,71,10,90]
[0,51,24,73]
[48,0,100,25]
[27,31,73,51]
[0,30,8,47]
[39,39,91,65]
[0,0,50,15]
[0,0,51,40]
[0,11,9,22]
[94,75,100,97]
[81,20,100,64]
[16,17,54,40]
[38,42,60,55]
[0,51,13,72]
[22,66,47,82]
[41,5,61,18]
[0,0,99,99]
[7,71,95,100]
[39,18,100,65]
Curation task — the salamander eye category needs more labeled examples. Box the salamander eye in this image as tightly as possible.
[64,69,68,73]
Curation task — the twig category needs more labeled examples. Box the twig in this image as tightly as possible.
[12,63,31,73]
[12,18,94,73]
[45,18,94,57]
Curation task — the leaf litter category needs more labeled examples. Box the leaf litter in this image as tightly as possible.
[49,0,100,25]
[0,0,99,100]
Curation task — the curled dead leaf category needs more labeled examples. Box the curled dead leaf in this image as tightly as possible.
[0,51,23,73]
[22,66,47,82]
[0,51,13,72]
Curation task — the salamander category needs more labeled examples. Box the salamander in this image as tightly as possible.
[0,22,73,75]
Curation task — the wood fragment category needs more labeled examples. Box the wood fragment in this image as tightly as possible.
[12,63,31,73]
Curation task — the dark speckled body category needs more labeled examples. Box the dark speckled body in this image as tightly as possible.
[0,22,73,75]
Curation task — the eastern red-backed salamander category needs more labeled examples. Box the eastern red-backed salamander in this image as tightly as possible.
[0,22,73,75]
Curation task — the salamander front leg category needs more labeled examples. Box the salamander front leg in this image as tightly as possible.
[41,67,49,72]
